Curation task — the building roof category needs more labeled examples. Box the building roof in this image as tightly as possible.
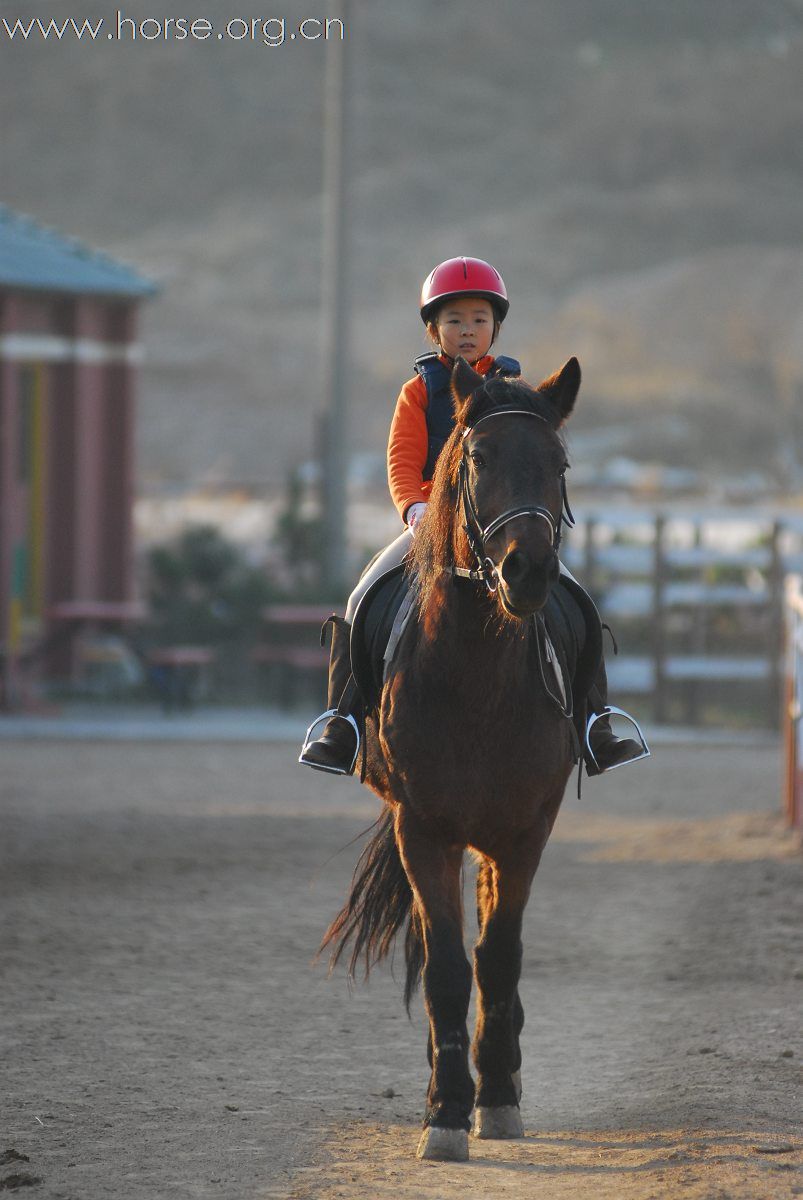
[0,206,158,299]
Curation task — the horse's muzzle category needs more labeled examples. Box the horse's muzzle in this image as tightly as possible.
[497,545,559,617]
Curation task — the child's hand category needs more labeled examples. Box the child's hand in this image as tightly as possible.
[407,503,428,534]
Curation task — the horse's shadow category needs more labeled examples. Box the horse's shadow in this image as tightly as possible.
[423,1126,796,1178]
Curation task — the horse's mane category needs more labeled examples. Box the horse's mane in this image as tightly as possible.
[408,375,567,613]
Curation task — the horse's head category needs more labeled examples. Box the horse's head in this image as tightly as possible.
[444,356,580,619]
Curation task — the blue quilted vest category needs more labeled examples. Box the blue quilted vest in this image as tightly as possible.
[414,353,522,481]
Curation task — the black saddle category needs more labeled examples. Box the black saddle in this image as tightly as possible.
[349,564,603,736]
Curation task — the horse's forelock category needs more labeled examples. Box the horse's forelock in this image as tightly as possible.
[461,377,553,430]
[460,377,568,455]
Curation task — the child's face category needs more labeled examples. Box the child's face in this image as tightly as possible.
[431,297,496,364]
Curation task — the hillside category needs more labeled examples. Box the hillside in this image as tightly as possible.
[2,0,803,489]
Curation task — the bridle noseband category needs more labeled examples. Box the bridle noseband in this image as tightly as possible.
[452,407,575,592]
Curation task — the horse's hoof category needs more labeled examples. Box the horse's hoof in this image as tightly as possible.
[416,1125,470,1161]
[472,1105,524,1140]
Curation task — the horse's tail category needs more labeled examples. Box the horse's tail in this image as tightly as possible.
[320,807,423,1010]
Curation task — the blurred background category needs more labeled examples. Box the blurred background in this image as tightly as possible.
[2,0,803,753]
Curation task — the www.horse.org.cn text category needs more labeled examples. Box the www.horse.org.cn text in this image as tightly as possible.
[1,13,346,46]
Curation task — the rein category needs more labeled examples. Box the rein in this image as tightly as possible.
[451,407,576,592]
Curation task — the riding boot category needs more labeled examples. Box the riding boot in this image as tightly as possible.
[585,657,649,776]
[298,616,360,775]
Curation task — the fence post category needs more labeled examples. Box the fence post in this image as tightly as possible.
[768,521,783,728]
[584,517,597,599]
[653,514,667,723]
[784,575,803,830]
[685,517,705,725]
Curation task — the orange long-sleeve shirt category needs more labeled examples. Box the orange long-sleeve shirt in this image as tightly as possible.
[387,354,496,522]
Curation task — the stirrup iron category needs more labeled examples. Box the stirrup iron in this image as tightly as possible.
[298,709,361,776]
[585,705,650,773]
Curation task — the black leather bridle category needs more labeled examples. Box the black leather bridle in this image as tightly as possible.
[452,407,575,592]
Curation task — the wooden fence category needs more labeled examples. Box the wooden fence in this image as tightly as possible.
[264,508,803,731]
[561,509,803,728]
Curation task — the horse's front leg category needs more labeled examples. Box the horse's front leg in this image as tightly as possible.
[472,846,543,1140]
[395,806,474,1161]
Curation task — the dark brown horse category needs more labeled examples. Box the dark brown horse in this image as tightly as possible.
[323,355,582,1161]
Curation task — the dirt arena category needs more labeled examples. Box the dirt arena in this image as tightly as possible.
[1,736,801,1199]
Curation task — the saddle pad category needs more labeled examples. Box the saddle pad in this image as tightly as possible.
[539,621,568,710]
[350,563,412,711]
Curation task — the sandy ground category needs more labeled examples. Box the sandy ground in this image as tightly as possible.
[1,737,802,1200]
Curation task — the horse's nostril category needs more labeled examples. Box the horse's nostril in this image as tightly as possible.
[501,549,529,586]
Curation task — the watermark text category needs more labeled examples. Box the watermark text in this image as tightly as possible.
[1,12,345,46]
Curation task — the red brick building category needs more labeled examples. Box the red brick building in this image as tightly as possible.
[0,207,156,706]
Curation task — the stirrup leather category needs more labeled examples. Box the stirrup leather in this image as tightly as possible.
[585,705,651,773]
[298,709,361,776]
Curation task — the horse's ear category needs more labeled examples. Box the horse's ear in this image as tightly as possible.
[451,356,485,423]
[536,357,581,426]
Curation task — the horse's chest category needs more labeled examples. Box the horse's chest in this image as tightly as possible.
[381,649,571,829]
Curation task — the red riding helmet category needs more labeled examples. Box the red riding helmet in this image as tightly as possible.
[420,256,509,325]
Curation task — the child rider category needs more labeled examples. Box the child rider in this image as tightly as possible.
[299,256,647,777]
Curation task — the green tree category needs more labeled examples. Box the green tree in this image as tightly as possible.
[147,525,274,647]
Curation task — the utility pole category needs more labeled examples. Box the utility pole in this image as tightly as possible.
[320,0,351,598]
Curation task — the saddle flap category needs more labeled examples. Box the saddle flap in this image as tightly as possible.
[543,574,604,742]
[350,563,413,711]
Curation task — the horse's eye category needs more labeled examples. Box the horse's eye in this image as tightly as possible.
[470,451,485,469]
